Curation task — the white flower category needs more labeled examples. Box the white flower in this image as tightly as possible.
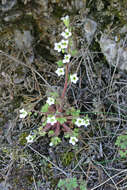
[47,116,57,125]
[60,39,68,49]
[75,118,84,127]
[55,67,65,76]
[63,54,71,63]
[70,73,78,84]
[26,135,34,143]
[61,28,72,39]
[54,42,62,52]
[46,97,55,105]
[69,136,78,145]
[49,142,53,146]
[61,15,69,22]
[83,118,90,127]
[19,108,28,119]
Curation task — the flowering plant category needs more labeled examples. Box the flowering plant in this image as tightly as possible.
[19,15,90,146]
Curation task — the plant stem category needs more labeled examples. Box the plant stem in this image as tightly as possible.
[61,64,69,99]
[58,64,69,113]
[62,123,72,133]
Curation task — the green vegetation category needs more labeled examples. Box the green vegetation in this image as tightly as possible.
[115,133,127,158]
[57,177,87,190]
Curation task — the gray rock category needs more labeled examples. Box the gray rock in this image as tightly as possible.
[14,29,33,50]
[3,11,22,22]
[71,0,86,11]
[120,24,127,34]
[84,18,97,44]
[22,0,31,4]
[117,47,127,70]
[0,181,12,190]
[100,35,117,61]
[0,0,17,12]
[99,34,127,71]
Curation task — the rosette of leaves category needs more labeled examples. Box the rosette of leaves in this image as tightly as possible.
[38,93,80,145]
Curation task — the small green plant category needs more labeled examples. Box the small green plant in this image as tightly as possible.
[57,177,87,190]
[19,15,90,146]
[115,133,127,158]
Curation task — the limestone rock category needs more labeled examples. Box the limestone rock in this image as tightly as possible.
[100,34,127,71]
[84,18,97,44]
[0,0,17,12]
[14,29,33,50]
[0,181,12,190]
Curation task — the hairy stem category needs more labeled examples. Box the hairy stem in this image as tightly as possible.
[62,123,72,133]
[61,64,69,99]
[58,64,69,113]
[54,122,60,136]
[43,123,51,132]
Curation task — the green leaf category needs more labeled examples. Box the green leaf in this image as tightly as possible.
[74,128,79,133]
[67,178,78,189]
[121,144,126,149]
[39,131,46,136]
[48,130,54,137]
[72,109,80,116]
[34,112,38,116]
[42,120,47,126]
[72,119,75,124]
[57,117,67,124]
[80,184,87,190]
[69,107,80,117]
[28,112,32,116]
[56,60,64,67]
[58,178,78,190]
[62,49,65,54]
[64,20,69,28]
[71,49,78,56]
[49,92,59,98]
[51,137,61,146]
[66,107,75,115]
[41,103,49,113]
[115,134,127,159]
[58,179,66,187]
[83,114,89,120]
[66,109,71,115]
[79,180,87,190]
[64,133,71,138]
[72,128,79,137]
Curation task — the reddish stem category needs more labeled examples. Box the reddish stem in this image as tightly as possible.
[54,122,60,136]
[62,123,72,133]
[58,64,69,112]
[48,104,56,113]
[61,64,69,99]
[43,123,51,132]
